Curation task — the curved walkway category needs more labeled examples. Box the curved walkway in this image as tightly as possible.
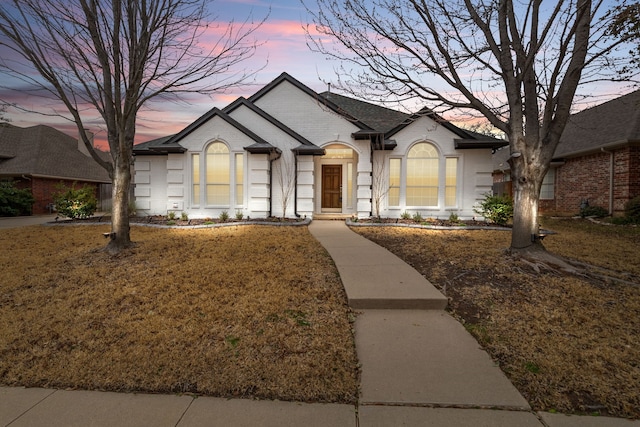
[1,219,638,426]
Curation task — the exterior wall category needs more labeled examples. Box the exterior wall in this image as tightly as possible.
[134,156,167,214]
[14,177,100,215]
[492,145,640,216]
[379,116,494,219]
[253,81,362,147]
[553,152,611,214]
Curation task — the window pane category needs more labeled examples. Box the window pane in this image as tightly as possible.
[445,157,457,207]
[206,142,230,205]
[389,158,401,206]
[407,143,438,206]
[235,153,243,205]
[206,184,230,205]
[324,144,353,159]
[192,154,200,206]
[540,168,555,199]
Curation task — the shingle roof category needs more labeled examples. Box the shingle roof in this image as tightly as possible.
[0,124,110,182]
[318,91,409,133]
[556,90,640,157]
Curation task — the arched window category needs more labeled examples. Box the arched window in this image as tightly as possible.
[407,142,439,206]
[206,142,230,205]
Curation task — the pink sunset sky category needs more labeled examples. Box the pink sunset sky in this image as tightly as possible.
[0,0,635,151]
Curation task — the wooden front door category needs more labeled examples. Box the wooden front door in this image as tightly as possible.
[322,165,342,209]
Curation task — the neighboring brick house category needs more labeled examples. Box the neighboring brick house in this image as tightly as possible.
[0,124,111,215]
[493,90,640,216]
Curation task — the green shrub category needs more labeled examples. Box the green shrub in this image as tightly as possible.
[580,205,608,218]
[624,196,640,224]
[0,181,34,216]
[474,193,513,226]
[412,212,423,223]
[219,210,229,222]
[52,182,97,219]
[401,211,411,220]
[180,211,189,221]
[167,211,176,220]
[235,210,244,220]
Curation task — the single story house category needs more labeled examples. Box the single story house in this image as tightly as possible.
[0,124,112,215]
[133,73,506,220]
[493,90,640,215]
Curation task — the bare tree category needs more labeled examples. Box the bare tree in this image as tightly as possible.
[0,0,264,254]
[0,104,10,123]
[275,152,296,219]
[371,150,390,218]
[307,0,638,255]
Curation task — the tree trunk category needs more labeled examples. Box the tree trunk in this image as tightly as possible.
[511,173,541,250]
[105,156,132,255]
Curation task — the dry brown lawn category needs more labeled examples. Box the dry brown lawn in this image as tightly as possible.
[0,224,358,403]
[352,218,640,419]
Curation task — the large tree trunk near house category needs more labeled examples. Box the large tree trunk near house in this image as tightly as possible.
[510,169,542,251]
[105,148,133,255]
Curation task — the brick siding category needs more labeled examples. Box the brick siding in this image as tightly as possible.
[493,145,640,216]
[16,178,99,215]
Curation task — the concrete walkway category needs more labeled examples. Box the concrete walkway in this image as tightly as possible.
[1,219,639,426]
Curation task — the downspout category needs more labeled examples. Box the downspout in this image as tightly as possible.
[269,153,275,217]
[268,149,282,218]
[294,152,300,218]
[370,140,374,217]
[601,147,614,214]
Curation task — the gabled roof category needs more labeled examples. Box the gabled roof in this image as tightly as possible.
[133,107,278,155]
[249,72,374,131]
[0,124,110,182]
[555,90,640,157]
[223,97,324,155]
[318,91,408,133]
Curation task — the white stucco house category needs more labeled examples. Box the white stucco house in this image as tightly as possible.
[133,73,506,220]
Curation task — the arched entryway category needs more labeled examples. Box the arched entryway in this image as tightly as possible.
[315,143,359,215]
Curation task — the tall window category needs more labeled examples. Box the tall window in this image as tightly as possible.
[540,168,555,199]
[192,154,200,205]
[445,158,457,207]
[407,143,439,206]
[235,153,243,205]
[206,142,230,205]
[389,158,401,207]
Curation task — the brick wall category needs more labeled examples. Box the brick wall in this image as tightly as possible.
[18,178,99,215]
[545,146,639,216]
[492,145,639,216]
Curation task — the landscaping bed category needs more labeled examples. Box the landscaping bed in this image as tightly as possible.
[351,218,640,419]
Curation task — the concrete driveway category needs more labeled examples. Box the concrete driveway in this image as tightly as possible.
[0,214,58,229]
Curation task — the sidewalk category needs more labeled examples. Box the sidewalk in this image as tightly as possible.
[1,220,638,426]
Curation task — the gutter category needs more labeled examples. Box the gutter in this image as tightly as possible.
[601,147,614,214]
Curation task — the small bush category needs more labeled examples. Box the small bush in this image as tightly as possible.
[180,211,189,221]
[580,205,608,218]
[0,181,34,216]
[167,211,176,220]
[624,196,640,224]
[474,193,513,226]
[448,212,460,223]
[219,210,229,222]
[412,212,423,223]
[52,182,97,219]
[401,211,411,220]
[235,210,244,221]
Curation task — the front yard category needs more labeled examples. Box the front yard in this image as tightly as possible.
[0,225,359,403]
[352,218,640,419]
